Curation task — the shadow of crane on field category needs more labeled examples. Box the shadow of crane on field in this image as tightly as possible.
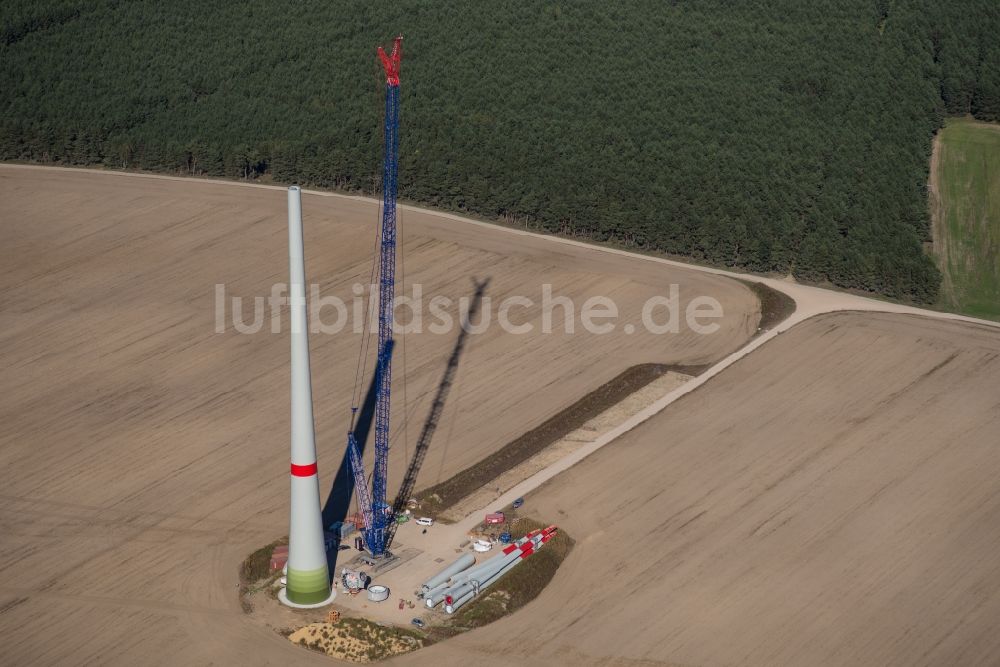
[384,278,490,550]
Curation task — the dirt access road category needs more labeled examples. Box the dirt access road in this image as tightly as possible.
[0,166,757,665]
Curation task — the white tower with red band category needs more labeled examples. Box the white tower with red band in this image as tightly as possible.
[279,186,335,608]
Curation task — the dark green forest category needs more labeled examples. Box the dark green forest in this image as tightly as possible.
[3,1,999,302]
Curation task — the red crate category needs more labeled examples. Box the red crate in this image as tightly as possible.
[269,554,288,571]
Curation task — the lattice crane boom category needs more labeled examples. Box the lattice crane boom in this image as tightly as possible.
[349,36,402,558]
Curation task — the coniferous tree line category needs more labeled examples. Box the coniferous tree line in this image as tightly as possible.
[2,0,998,302]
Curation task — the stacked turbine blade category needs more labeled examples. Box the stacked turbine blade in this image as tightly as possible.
[420,553,476,592]
[418,526,558,614]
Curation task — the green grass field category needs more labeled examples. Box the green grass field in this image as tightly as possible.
[933,118,1000,320]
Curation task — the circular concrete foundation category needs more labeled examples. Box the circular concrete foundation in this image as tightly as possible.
[278,587,337,609]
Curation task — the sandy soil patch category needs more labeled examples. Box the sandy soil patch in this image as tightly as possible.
[288,619,423,663]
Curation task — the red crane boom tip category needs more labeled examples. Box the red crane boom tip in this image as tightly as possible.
[377,36,403,86]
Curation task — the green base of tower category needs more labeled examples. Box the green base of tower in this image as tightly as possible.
[285,565,331,605]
